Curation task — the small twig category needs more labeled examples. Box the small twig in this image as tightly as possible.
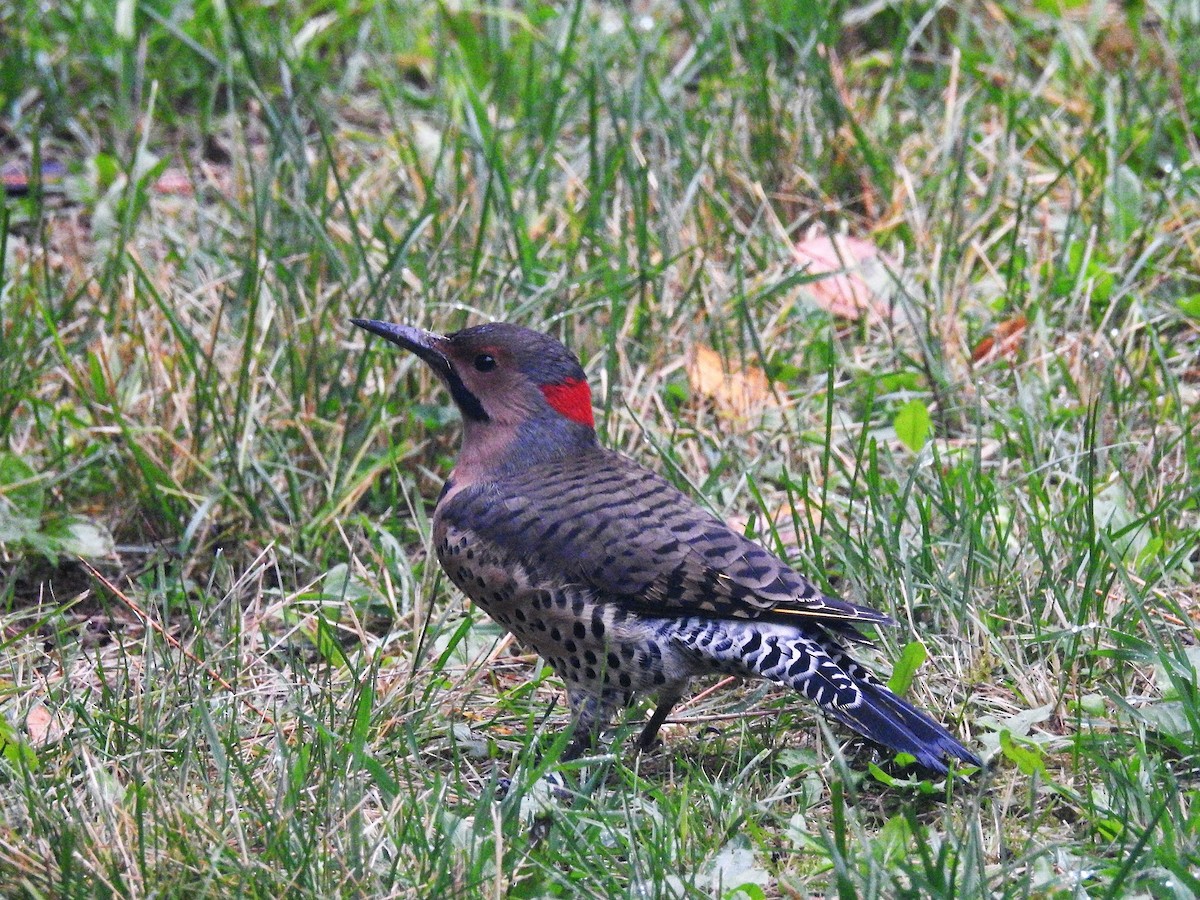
[663,708,784,727]
[81,559,275,727]
[676,676,738,710]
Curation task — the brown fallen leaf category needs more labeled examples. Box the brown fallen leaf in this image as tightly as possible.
[972,314,1028,363]
[1090,2,1163,72]
[25,703,69,747]
[792,232,897,323]
[687,344,774,419]
[153,167,194,195]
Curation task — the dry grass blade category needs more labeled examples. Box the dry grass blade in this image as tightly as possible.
[80,559,276,728]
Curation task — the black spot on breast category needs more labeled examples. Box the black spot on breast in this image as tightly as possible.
[573,622,587,640]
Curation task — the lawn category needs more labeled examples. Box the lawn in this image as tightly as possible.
[2,1,1199,896]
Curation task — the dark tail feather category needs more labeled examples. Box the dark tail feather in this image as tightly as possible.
[825,679,981,774]
[674,620,978,773]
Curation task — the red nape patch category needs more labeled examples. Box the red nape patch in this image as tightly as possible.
[541,378,594,427]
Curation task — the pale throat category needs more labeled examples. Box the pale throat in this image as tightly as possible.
[452,404,597,484]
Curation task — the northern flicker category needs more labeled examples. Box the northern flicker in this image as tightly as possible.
[354,319,980,774]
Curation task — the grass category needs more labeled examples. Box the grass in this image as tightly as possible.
[2,0,1199,895]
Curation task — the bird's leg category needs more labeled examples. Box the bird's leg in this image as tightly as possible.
[637,689,683,750]
[561,733,593,763]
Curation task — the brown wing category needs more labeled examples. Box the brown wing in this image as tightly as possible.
[439,449,892,627]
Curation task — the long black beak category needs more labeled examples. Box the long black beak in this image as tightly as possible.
[352,318,490,422]
[351,319,451,376]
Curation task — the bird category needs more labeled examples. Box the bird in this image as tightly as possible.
[353,318,980,774]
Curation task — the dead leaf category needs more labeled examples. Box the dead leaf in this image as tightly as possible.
[153,168,194,195]
[1091,2,1163,72]
[792,233,897,323]
[687,344,773,418]
[25,704,68,747]
[972,314,1028,363]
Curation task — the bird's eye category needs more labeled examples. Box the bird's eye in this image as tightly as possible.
[473,353,497,372]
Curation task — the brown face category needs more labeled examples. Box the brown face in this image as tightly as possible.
[436,332,550,426]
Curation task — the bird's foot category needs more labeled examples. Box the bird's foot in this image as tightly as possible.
[636,733,662,752]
